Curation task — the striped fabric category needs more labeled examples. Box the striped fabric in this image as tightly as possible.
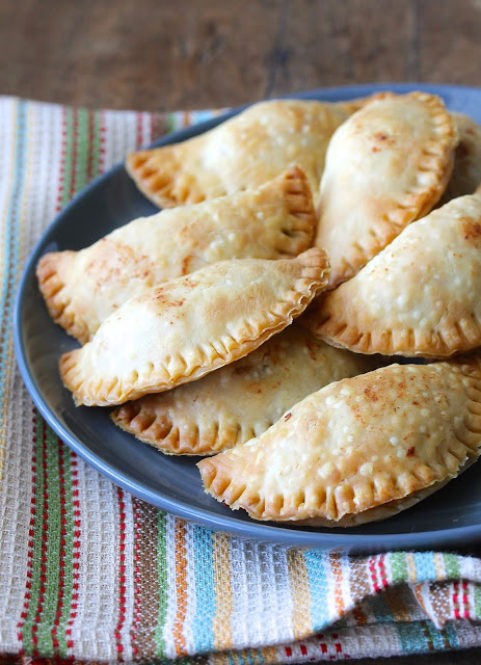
[1,96,481,663]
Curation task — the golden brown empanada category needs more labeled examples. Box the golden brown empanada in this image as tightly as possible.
[315,92,457,288]
[198,358,481,526]
[37,167,316,344]
[111,322,377,456]
[126,99,369,209]
[306,192,481,358]
[440,112,481,204]
[60,248,330,406]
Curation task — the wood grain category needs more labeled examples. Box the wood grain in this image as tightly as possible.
[1,0,481,111]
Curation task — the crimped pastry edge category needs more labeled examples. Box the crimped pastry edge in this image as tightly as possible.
[197,358,481,526]
[60,248,330,406]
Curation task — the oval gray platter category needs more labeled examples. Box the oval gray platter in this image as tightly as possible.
[14,83,481,553]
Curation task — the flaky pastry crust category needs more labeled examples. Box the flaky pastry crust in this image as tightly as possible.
[60,249,330,406]
[111,323,376,455]
[37,167,316,344]
[198,358,481,526]
[126,99,372,209]
[306,193,481,358]
[315,92,457,288]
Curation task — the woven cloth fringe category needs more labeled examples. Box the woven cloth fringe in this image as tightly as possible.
[1,96,481,664]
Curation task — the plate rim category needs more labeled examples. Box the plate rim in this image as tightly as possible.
[14,82,481,551]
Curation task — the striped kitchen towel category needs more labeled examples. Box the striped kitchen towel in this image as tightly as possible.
[1,96,481,664]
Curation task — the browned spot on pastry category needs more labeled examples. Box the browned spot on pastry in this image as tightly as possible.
[87,240,155,286]
[363,385,379,402]
[181,255,194,275]
[152,288,185,308]
[284,412,292,421]
[182,277,199,289]
[371,131,395,153]
[462,219,481,247]
[407,447,416,457]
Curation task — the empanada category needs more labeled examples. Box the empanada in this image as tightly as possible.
[37,167,316,344]
[111,323,376,456]
[198,358,481,526]
[440,112,481,204]
[126,98,370,209]
[306,193,481,358]
[60,248,330,406]
[315,92,457,288]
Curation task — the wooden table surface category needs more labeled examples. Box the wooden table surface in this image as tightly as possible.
[2,0,481,663]
[2,0,481,112]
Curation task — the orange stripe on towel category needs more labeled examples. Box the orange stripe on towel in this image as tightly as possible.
[172,518,188,656]
[212,532,233,650]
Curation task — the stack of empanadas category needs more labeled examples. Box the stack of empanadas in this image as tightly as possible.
[37,92,481,528]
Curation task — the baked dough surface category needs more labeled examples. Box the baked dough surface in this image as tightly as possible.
[198,358,481,526]
[37,167,316,343]
[126,99,369,208]
[315,92,456,287]
[306,193,481,357]
[60,249,330,406]
[112,323,376,455]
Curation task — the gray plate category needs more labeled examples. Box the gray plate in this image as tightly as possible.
[14,83,481,553]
